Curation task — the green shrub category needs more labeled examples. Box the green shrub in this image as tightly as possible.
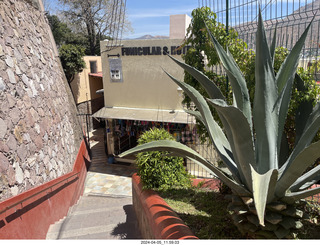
[136,128,192,190]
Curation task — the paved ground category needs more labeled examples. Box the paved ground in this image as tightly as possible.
[84,129,137,197]
[46,128,141,240]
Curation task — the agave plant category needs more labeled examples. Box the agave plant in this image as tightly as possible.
[120,10,320,238]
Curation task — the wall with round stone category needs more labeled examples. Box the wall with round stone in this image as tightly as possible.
[0,0,83,202]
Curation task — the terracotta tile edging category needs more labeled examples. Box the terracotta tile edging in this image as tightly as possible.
[132,173,198,239]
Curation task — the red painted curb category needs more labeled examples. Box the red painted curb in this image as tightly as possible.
[132,173,198,240]
[192,178,220,190]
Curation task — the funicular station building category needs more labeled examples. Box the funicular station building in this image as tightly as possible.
[92,15,202,166]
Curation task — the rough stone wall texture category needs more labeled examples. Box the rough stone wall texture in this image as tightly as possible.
[0,0,83,202]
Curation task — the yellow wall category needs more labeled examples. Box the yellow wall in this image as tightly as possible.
[100,39,189,110]
[70,56,103,104]
[89,76,104,100]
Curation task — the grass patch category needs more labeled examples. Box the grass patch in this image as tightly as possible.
[158,187,243,239]
[158,186,320,239]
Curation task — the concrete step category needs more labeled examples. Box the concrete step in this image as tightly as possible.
[48,223,118,239]
[46,195,141,239]
[46,217,66,239]
[46,195,84,239]
[45,196,98,239]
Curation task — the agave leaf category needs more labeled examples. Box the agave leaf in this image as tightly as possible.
[281,186,320,204]
[119,140,251,196]
[294,74,314,146]
[279,131,290,168]
[251,166,278,226]
[167,54,225,100]
[275,20,313,153]
[270,25,277,63]
[164,70,241,179]
[253,9,278,173]
[275,80,294,153]
[186,107,237,174]
[205,23,252,126]
[290,164,320,191]
[180,154,234,179]
[184,109,205,125]
[276,141,320,197]
[280,102,320,178]
[276,18,314,92]
[185,156,244,192]
[207,99,255,191]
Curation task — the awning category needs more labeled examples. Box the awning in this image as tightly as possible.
[89,72,103,78]
[96,89,104,94]
[91,107,194,124]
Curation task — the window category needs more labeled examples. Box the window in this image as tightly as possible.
[90,61,97,73]
[110,69,121,80]
[109,58,123,82]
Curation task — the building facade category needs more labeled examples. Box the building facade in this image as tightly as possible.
[92,15,198,161]
[70,56,104,131]
[71,56,103,105]
[90,15,218,177]
[94,39,195,158]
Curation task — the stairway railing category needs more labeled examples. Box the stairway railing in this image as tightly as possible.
[0,139,90,239]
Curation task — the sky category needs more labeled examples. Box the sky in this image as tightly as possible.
[122,0,314,39]
[44,0,200,39]
[123,0,199,39]
[44,0,313,40]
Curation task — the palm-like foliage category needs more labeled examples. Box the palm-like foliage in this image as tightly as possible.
[120,10,320,238]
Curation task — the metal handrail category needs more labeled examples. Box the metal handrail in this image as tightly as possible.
[0,171,80,215]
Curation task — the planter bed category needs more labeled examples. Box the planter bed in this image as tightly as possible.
[131,173,221,239]
[132,173,320,239]
[132,173,198,239]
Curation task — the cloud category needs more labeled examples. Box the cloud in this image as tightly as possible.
[129,13,168,19]
[128,6,195,20]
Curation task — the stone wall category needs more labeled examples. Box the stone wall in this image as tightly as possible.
[0,0,83,202]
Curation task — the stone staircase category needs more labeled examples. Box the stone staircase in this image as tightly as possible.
[46,195,141,239]
[46,128,141,240]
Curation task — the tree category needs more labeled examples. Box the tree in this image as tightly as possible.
[46,14,86,94]
[59,44,86,84]
[181,7,253,141]
[59,0,131,55]
[47,14,73,47]
[46,14,89,49]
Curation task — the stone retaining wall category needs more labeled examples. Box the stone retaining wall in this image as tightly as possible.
[0,0,82,202]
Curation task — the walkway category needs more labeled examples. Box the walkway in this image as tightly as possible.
[46,128,141,239]
[84,129,136,197]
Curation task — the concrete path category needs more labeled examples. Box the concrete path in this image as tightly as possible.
[84,129,137,197]
[46,128,141,239]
